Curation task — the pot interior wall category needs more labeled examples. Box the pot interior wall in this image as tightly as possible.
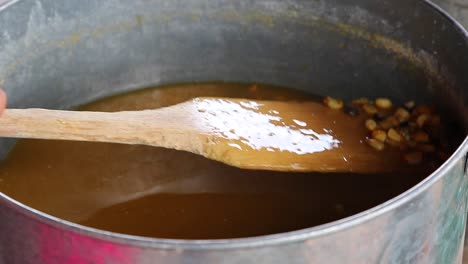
[0,0,465,156]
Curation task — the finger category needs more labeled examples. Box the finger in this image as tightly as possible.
[0,89,7,116]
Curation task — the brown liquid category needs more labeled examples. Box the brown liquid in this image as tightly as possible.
[0,83,433,239]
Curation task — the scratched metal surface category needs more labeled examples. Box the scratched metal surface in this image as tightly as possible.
[435,0,468,27]
[0,0,465,263]
[431,1,468,263]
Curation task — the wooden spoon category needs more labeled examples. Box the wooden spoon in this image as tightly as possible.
[0,97,407,173]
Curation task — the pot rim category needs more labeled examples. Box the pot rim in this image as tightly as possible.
[0,0,467,250]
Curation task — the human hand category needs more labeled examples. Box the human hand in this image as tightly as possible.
[0,89,6,115]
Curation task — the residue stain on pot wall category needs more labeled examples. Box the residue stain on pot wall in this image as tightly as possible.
[0,3,448,91]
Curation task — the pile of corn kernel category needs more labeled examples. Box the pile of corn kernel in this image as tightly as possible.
[323,96,444,165]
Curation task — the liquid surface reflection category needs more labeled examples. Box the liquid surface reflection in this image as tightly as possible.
[195,98,341,154]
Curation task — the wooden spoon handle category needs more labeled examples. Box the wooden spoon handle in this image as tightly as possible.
[0,108,200,151]
[0,108,149,143]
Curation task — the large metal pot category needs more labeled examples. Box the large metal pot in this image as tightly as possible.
[0,0,467,263]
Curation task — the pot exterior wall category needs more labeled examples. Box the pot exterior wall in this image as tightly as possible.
[0,160,465,264]
[0,0,466,263]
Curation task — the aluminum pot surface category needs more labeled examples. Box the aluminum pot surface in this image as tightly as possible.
[0,0,467,263]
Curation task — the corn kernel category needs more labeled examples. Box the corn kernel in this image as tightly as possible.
[399,128,411,141]
[352,98,369,105]
[367,138,385,151]
[386,139,401,147]
[375,98,392,109]
[365,119,378,131]
[414,105,432,115]
[416,114,429,128]
[404,101,415,110]
[379,117,399,130]
[413,131,430,143]
[389,116,400,126]
[363,104,378,115]
[323,96,344,110]
[372,130,387,142]
[387,128,403,142]
[394,107,410,122]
